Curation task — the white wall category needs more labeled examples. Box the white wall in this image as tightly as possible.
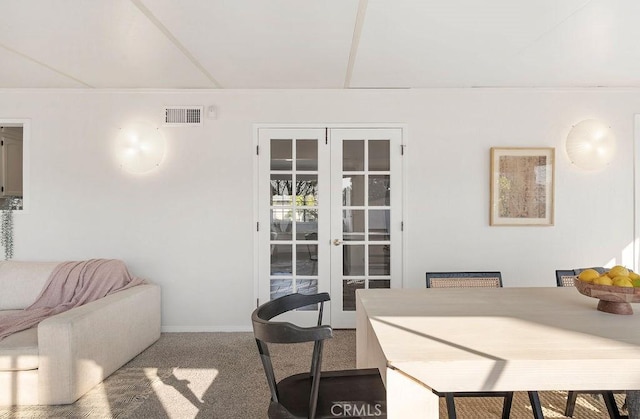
[0,88,637,330]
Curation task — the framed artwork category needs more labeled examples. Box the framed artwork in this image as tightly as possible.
[490,147,554,226]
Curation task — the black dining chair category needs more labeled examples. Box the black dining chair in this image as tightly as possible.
[252,292,386,418]
[556,268,627,419]
[426,271,504,289]
[555,269,578,287]
[425,271,543,419]
[555,267,607,287]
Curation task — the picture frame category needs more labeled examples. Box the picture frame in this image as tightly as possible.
[490,147,554,226]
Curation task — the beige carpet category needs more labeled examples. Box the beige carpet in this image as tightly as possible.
[0,368,175,419]
[0,331,627,418]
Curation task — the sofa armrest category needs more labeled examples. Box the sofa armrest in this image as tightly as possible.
[37,283,161,405]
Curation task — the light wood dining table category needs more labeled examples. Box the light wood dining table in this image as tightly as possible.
[356,287,640,418]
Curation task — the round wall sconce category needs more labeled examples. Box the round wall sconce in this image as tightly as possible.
[115,122,166,174]
[565,119,616,170]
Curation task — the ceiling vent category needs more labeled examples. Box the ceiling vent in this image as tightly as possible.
[163,106,203,126]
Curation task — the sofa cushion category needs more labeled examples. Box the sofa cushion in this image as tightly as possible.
[0,311,38,372]
[0,261,59,310]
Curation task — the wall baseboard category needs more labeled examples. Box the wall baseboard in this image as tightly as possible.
[161,325,253,333]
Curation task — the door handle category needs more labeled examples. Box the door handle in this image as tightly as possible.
[333,239,343,246]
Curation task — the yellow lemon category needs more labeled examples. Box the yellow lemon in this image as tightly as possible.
[593,276,614,286]
[577,269,600,283]
[629,271,640,281]
[608,265,630,278]
[612,276,633,287]
[633,278,640,288]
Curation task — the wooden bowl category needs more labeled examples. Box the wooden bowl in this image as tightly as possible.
[574,278,640,314]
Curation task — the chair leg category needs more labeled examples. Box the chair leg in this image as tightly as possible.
[602,391,625,419]
[501,392,514,419]
[444,393,457,419]
[565,391,578,417]
[528,391,544,419]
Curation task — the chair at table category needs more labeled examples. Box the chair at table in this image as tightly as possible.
[425,271,543,419]
[555,267,606,287]
[556,268,628,419]
[426,271,503,288]
[252,292,386,419]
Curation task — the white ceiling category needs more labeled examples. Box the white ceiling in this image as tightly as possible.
[1,0,638,89]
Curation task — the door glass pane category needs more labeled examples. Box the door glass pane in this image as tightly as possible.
[271,139,292,170]
[296,244,318,275]
[369,245,390,275]
[271,245,292,275]
[296,175,317,206]
[369,175,390,206]
[343,245,365,276]
[343,209,365,241]
[271,279,292,300]
[297,278,318,293]
[343,140,364,171]
[296,140,318,171]
[297,279,319,310]
[369,279,390,289]
[343,280,364,311]
[369,140,390,171]
[369,210,390,241]
[271,209,292,240]
[271,174,292,205]
[296,210,317,240]
[343,175,364,206]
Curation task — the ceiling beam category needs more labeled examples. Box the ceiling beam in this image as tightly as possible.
[130,0,223,88]
[344,0,368,88]
[0,43,93,88]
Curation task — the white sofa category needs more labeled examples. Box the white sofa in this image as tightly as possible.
[0,261,161,406]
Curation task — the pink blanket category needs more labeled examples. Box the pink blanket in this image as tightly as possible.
[0,259,146,341]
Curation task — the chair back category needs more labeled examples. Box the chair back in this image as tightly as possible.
[251,292,333,418]
[426,271,503,288]
[556,267,606,287]
[555,270,576,287]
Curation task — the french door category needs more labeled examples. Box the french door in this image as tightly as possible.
[257,127,403,327]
